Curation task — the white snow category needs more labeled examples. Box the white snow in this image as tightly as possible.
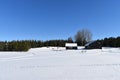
[0,47,120,80]
[85,41,94,46]
[65,43,77,47]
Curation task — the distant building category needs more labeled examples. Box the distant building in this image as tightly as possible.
[65,43,78,50]
[85,41,102,49]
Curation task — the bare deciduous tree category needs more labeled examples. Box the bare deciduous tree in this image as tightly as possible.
[75,29,92,46]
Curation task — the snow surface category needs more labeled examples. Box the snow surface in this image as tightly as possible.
[65,43,77,47]
[1,47,120,80]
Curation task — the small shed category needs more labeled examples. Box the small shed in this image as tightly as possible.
[85,41,102,49]
[65,43,78,50]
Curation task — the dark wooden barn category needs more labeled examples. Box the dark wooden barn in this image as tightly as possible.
[85,41,102,49]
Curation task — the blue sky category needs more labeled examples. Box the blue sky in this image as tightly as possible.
[0,0,120,41]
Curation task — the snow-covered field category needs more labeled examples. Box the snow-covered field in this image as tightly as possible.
[1,47,120,80]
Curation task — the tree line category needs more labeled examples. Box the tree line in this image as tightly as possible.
[0,29,93,51]
[0,40,69,51]
[97,36,120,47]
[1,29,120,51]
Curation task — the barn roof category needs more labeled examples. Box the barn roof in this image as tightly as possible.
[85,41,95,46]
[65,43,77,47]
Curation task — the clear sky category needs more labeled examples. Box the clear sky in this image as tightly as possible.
[0,0,120,41]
